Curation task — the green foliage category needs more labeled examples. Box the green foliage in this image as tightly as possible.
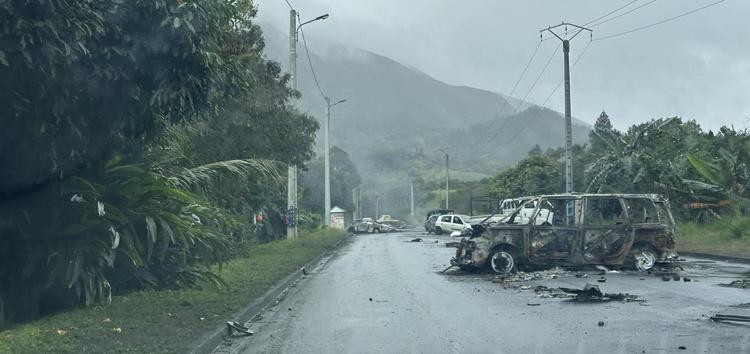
[300,146,361,219]
[486,115,750,222]
[0,0,322,328]
[0,0,257,198]
[490,155,562,200]
[0,230,346,354]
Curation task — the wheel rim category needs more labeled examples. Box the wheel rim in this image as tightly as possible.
[490,251,515,274]
[634,250,656,271]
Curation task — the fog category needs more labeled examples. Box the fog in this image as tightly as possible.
[257,0,750,131]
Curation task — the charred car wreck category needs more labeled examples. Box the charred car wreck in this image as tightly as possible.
[451,194,677,274]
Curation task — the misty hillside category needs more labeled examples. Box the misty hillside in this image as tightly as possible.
[260,24,590,180]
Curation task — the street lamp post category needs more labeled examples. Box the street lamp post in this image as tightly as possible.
[324,97,346,226]
[439,149,449,209]
[287,10,329,239]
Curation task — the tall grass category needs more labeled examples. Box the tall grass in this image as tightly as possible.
[676,216,750,256]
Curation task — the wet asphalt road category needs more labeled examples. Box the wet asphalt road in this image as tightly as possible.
[215,230,750,354]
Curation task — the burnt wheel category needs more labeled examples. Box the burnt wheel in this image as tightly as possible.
[434,227,443,235]
[488,247,519,275]
[628,245,657,271]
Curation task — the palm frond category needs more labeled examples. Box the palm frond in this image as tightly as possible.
[167,159,284,190]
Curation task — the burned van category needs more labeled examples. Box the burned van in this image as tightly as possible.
[451,194,677,274]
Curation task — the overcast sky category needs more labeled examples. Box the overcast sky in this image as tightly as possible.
[256,0,749,131]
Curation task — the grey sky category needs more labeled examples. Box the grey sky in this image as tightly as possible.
[257,0,749,131]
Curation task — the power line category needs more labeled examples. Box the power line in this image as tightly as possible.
[500,40,592,148]
[478,42,561,150]
[515,43,560,112]
[589,0,658,27]
[283,0,294,10]
[298,27,327,99]
[583,0,641,26]
[593,0,728,41]
[474,40,543,149]
[539,0,644,41]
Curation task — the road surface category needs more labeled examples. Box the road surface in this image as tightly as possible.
[214,230,750,354]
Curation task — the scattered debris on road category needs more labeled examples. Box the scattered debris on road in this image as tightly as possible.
[491,267,569,284]
[719,279,750,288]
[408,238,423,243]
[445,241,460,248]
[534,285,573,299]
[559,283,643,303]
[226,321,254,337]
[441,264,455,273]
[710,314,750,323]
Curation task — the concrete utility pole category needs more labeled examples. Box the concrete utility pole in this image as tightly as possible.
[352,187,359,222]
[439,149,449,209]
[540,23,591,194]
[287,10,329,238]
[287,10,297,239]
[356,187,361,219]
[410,180,414,218]
[324,97,346,226]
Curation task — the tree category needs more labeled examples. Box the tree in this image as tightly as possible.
[0,1,258,199]
[0,1,323,326]
[588,111,616,157]
[528,144,543,156]
[300,146,361,220]
[490,155,562,200]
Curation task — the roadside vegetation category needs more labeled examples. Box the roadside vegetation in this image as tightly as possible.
[677,218,750,257]
[416,112,750,256]
[0,229,346,354]
[0,0,344,330]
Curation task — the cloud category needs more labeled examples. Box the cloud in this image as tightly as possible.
[257,0,749,131]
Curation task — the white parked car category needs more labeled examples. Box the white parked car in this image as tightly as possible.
[433,214,471,235]
[499,198,552,225]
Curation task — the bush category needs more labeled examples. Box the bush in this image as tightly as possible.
[0,158,231,326]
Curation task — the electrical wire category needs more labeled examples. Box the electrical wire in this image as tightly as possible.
[500,40,592,148]
[283,0,294,10]
[515,43,561,112]
[583,0,641,26]
[539,0,645,41]
[478,42,561,150]
[474,40,543,148]
[593,0,728,41]
[298,27,327,99]
[589,0,658,27]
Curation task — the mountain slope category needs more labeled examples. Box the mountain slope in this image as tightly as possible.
[260,24,590,179]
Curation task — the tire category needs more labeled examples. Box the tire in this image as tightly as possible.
[488,247,519,275]
[435,227,443,235]
[373,228,380,233]
[628,245,658,271]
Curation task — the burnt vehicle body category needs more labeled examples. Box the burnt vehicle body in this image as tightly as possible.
[349,218,394,234]
[451,194,677,274]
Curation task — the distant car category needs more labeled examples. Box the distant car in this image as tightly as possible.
[433,214,471,235]
[424,214,439,233]
[425,209,454,233]
[349,217,393,233]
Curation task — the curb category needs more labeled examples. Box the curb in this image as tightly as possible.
[189,234,351,354]
[680,251,750,265]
